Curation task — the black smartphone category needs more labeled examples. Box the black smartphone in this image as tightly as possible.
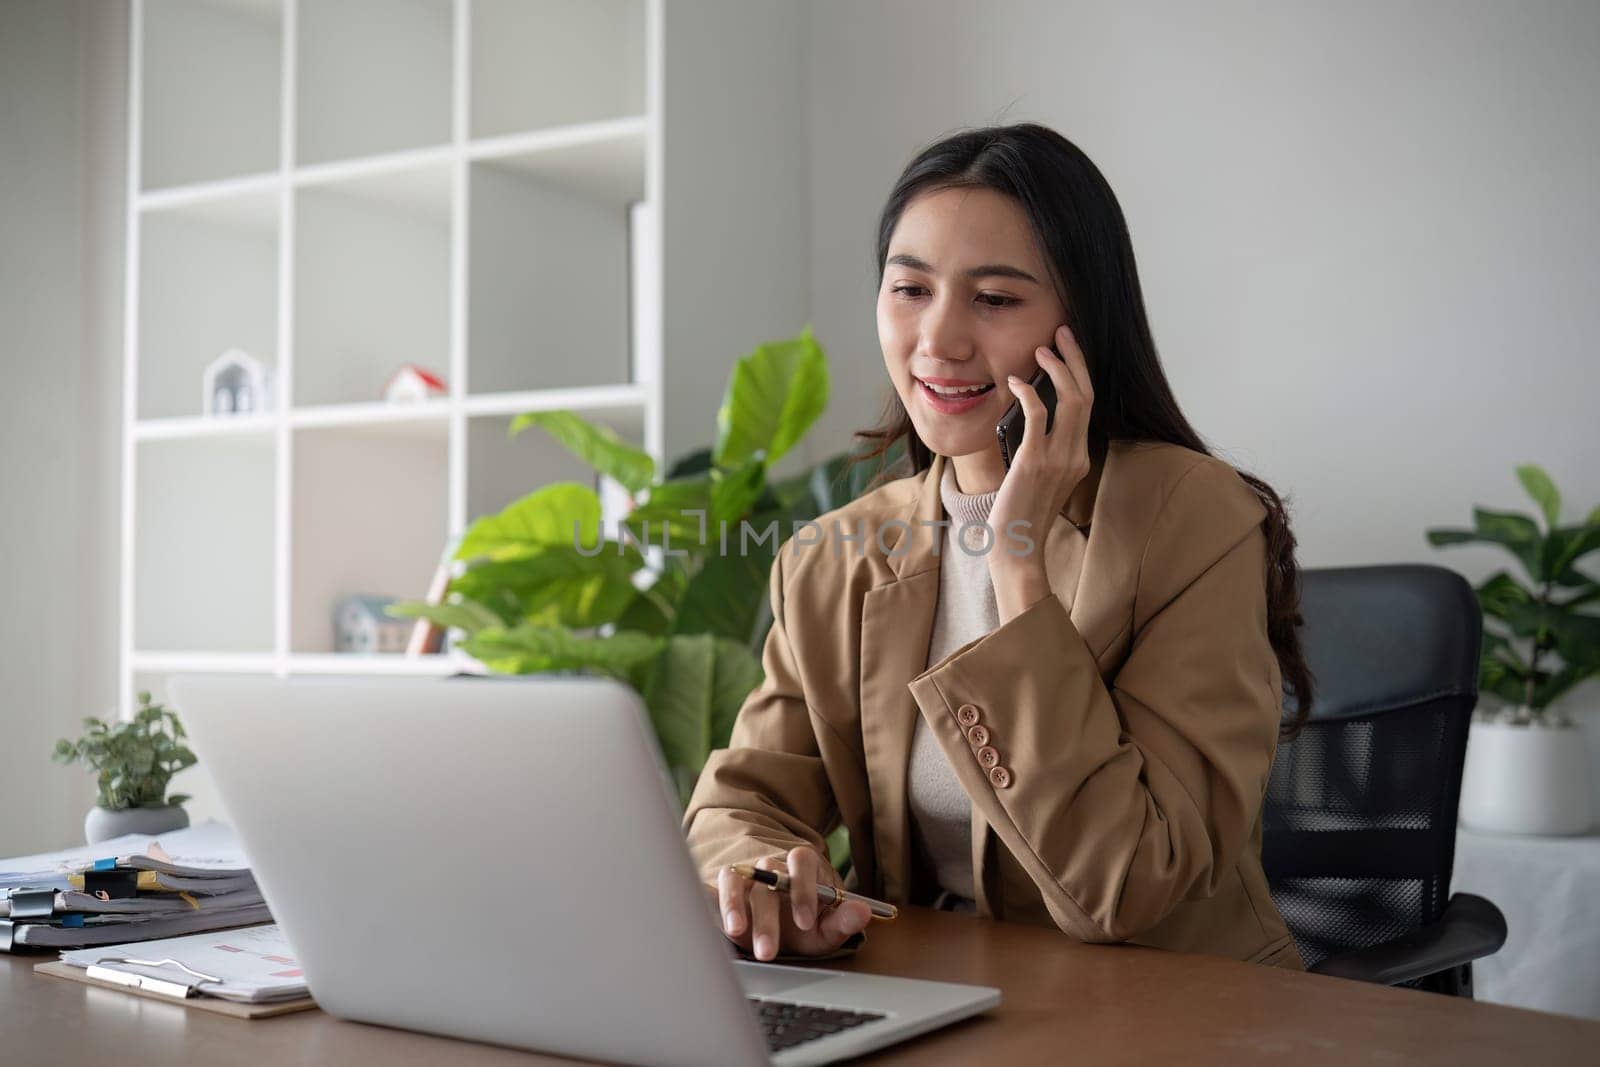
[995,344,1062,469]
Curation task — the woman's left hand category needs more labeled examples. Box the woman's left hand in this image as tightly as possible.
[986,323,1095,623]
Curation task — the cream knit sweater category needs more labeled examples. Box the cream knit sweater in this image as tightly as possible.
[907,460,1000,909]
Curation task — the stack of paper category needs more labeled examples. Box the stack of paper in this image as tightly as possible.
[0,821,270,951]
[59,924,309,1003]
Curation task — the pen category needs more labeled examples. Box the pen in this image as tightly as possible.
[731,864,898,921]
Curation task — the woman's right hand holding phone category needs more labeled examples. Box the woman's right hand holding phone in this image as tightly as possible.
[706,846,872,960]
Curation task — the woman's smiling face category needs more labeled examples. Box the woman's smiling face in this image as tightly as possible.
[877,185,1067,461]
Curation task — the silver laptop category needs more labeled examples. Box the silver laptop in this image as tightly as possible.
[171,673,999,1066]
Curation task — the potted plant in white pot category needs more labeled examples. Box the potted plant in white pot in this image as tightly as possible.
[53,691,197,844]
[1428,464,1600,834]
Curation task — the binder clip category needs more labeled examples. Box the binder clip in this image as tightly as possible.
[85,956,223,1000]
[4,887,56,919]
[83,869,140,900]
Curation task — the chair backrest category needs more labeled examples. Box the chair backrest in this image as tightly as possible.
[1262,564,1483,971]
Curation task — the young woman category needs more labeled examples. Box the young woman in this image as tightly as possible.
[684,123,1311,971]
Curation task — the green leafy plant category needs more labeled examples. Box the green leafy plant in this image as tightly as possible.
[1427,464,1600,723]
[53,692,197,811]
[391,328,900,805]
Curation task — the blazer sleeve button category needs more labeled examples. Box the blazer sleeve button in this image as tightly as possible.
[989,765,1013,789]
[966,724,990,748]
[976,746,1000,769]
[956,704,980,728]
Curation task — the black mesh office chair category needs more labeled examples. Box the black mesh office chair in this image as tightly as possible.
[1263,564,1507,996]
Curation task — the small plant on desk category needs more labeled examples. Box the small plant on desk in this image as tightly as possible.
[54,691,198,844]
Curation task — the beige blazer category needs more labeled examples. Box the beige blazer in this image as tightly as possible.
[682,439,1306,970]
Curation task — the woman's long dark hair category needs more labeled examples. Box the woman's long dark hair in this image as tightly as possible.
[850,123,1313,739]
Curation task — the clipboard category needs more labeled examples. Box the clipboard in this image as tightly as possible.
[34,960,317,1019]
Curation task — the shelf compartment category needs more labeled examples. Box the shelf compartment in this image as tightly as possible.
[290,422,449,654]
[134,434,277,653]
[467,148,637,395]
[469,118,646,209]
[138,190,280,421]
[470,0,646,140]
[295,0,452,167]
[140,0,283,191]
[293,162,452,407]
[465,407,644,537]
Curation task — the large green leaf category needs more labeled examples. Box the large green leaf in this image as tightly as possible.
[1429,508,1546,583]
[613,587,673,637]
[460,623,661,678]
[451,545,643,628]
[712,327,829,470]
[641,634,764,784]
[666,447,714,479]
[1479,657,1531,705]
[1480,629,1526,669]
[1474,507,1545,581]
[1532,662,1595,709]
[625,476,716,548]
[642,635,717,777]
[1548,523,1600,587]
[710,455,768,523]
[455,482,603,563]
[1516,464,1561,529]
[1548,611,1600,671]
[770,468,819,516]
[783,442,906,520]
[671,547,774,644]
[1475,571,1534,623]
[708,639,764,753]
[510,411,656,494]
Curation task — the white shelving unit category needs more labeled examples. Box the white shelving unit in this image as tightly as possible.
[120,0,664,715]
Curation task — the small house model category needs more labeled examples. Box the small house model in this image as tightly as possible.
[334,595,413,654]
[382,364,448,404]
[202,348,274,416]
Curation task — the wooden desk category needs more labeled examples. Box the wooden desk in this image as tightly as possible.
[3,908,1594,1064]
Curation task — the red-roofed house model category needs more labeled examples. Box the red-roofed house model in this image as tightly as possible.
[382,364,448,404]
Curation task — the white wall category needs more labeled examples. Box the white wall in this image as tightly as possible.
[662,0,812,476]
[0,0,126,856]
[802,0,1600,810]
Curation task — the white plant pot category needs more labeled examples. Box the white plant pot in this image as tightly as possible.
[1459,717,1592,835]
[84,803,190,845]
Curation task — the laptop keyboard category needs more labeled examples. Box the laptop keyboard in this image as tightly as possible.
[747,997,886,1053]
